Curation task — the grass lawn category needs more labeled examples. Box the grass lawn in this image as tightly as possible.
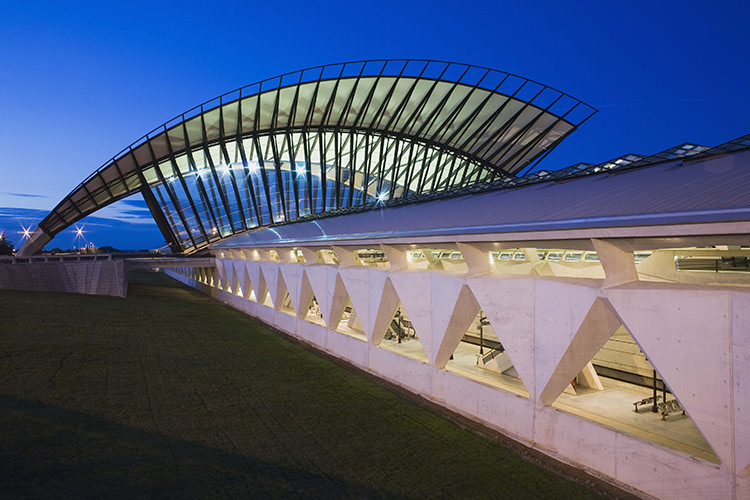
[0,271,612,499]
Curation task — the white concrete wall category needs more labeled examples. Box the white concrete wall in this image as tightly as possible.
[164,253,750,500]
[0,259,127,297]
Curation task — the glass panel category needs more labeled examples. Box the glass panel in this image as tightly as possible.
[184,116,204,146]
[142,167,159,185]
[326,78,355,126]
[203,107,222,143]
[361,77,397,128]
[392,79,432,133]
[375,78,418,130]
[99,165,121,183]
[108,180,128,197]
[467,98,525,157]
[293,82,315,127]
[423,84,471,139]
[309,80,336,127]
[149,134,169,160]
[256,88,278,131]
[166,125,186,153]
[439,89,491,147]
[343,78,375,127]
[124,172,141,190]
[222,100,239,137]
[240,95,257,131]
[402,79,452,136]
[275,87,296,128]
[131,143,151,166]
[85,176,104,193]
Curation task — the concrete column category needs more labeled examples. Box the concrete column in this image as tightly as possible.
[381,244,407,271]
[332,245,358,267]
[276,248,294,264]
[279,264,304,315]
[457,242,491,275]
[591,238,638,287]
[418,247,443,270]
[298,247,319,264]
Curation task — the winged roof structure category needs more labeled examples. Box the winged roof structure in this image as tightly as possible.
[19,59,596,256]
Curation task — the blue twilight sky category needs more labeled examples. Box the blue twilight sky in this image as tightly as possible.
[0,1,748,250]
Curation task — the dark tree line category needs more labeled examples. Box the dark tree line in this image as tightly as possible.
[0,232,14,256]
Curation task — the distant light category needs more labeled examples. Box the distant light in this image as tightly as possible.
[296,166,306,177]
[19,225,32,240]
[377,191,388,203]
[247,160,260,174]
[218,164,230,175]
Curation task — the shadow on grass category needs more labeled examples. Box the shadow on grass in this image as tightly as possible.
[0,394,405,500]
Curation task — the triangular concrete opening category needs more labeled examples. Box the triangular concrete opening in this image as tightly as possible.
[220,262,233,293]
[340,268,391,343]
[262,289,274,308]
[214,260,226,289]
[230,268,241,296]
[247,263,265,304]
[332,295,366,341]
[546,297,719,464]
[444,307,529,397]
[299,272,325,326]
[243,269,256,301]
[277,271,295,316]
[303,294,325,325]
[376,297,428,363]
[257,266,275,308]
[303,267,336,327]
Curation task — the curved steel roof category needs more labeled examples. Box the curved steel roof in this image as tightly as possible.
[21,59,596,255]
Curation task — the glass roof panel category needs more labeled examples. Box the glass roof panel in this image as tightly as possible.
[28,60,597,256]
[222,100,239,137]
[423,83,472,139]
[308,80,337,127]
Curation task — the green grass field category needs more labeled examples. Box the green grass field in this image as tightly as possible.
[0,271,613,499]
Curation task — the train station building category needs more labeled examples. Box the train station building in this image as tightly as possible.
[15,60,750,499]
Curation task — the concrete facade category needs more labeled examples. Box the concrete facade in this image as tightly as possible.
[164,235,750,500]
[0,255,128,297]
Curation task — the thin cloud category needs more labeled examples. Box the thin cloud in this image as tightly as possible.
[1,192,49,199]
[117,198,149,209]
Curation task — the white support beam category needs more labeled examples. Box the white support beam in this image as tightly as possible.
[457,242,491,275]
[591,238,638,287]
[381,244,407,271]
[332,245,358,267]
